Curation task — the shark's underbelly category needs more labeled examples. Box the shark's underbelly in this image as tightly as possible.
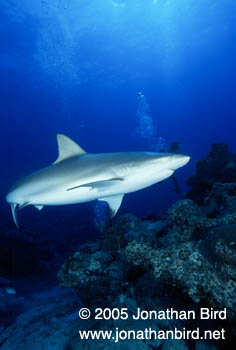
[30,169,174,206]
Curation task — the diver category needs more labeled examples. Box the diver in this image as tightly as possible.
[169,141,181,153]
[168,141,182,197]
[154,141,182,197]
[135,92,183,197]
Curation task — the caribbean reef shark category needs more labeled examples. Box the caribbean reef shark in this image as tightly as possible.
[6,134,190,227]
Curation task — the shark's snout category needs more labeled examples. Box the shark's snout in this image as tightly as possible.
[176,155,190,167]
[168,154,190,170]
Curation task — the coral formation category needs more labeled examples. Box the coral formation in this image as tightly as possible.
[124,240,236,316]
[57,143,236,349]
[167,198,236,242]
[187,143,236,205]
[202,182,236,218]
[58,247,126,306]
[59,196,236,318]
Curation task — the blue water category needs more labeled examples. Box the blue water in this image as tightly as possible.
[0,1,236,348]
[0,0,235,226]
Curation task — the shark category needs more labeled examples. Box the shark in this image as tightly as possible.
[6,134,190,227]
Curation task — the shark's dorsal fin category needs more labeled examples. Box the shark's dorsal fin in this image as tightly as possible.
[54,134,86,164]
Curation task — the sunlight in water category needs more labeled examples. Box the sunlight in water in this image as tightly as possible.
[15,0,232,86]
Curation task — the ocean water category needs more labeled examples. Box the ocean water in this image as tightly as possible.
[1,1,236,349]
[1,0,236,212]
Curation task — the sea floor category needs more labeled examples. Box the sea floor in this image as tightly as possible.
[0,274,221,350]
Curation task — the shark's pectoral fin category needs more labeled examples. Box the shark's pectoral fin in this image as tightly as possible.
[10,203,19,228]
[54,134,86,165]
[98,194,124,218]
[66,178,124,192]
[34,205,44,211]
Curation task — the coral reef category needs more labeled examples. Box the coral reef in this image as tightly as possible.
[167,198,236,242]
[57,144,236,349]
[124,240,236,316]
[58,246,126,306]
[202,182,236,218]
[187,143,236,205]
[59,197,236,319]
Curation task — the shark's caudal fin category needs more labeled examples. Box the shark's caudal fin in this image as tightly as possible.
[10,203,19,228]
[54,134,86,164]
[99,194,124,218]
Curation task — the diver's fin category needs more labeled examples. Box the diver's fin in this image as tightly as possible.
[66,178,124,192]
[98,194,124,218]
[54,134,86,164]
[10,203,19,228]
[34,205,44,211]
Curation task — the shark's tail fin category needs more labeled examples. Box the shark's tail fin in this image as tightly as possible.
[10,203,19,228]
